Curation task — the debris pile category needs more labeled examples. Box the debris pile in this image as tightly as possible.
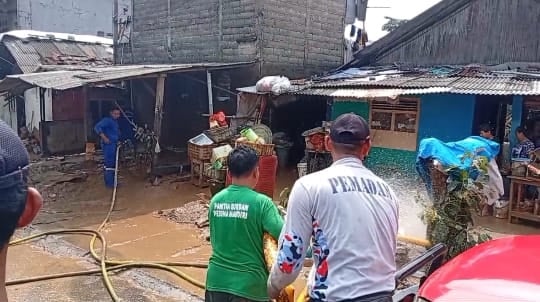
[155,197,211,240]
[156,201,209,225]
[20,126,41,155]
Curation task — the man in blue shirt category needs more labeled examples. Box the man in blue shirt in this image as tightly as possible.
[513,127,535,159]
[94,108,121,188]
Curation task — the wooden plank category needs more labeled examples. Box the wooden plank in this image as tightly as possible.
[207,70,214,115]
[507,176,540,186]
[510,211,540,223]
[82,86,89,142]
[153,75,166,140]
[508,181,515,223]
[152,74,166,171]
[370,129,417,151]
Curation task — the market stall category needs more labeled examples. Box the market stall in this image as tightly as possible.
[507,149,540,224]
[187,111,278,198]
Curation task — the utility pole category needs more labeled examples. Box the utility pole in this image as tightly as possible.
[113,0,118,64]
[113,0,133,65]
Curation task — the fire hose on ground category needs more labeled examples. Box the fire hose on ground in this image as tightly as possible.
[7,145,432,301]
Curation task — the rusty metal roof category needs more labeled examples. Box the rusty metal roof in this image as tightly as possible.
[296,72,540,96]
[1,36,113,73]
[0,62,256,94]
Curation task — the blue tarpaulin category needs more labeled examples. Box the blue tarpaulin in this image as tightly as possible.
[416,136,500,198]
[417,136,500,169]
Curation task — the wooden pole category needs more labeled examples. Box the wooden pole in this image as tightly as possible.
[206,70,214,115]
[82,86,89,143]
[38,88,46,155]
[153,75,166,139]
[152,75,166,173]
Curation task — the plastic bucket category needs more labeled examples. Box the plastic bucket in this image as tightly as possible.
[297,162,307,178]
[240,128,259,142]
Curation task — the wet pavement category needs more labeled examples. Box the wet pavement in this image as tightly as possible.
[6,156,539,301]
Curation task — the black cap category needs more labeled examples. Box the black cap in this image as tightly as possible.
[329,113,370,146]
[0,120,29,189]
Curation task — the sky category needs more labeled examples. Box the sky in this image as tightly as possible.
[364,0,442,41]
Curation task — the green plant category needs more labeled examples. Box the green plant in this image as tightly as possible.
[421,151,492,259]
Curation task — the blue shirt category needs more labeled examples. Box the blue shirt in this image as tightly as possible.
[94,117,120,144]
[512,140,535,159]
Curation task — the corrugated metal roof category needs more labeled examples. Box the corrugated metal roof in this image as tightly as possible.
[300,75,540,96]
[0,62,256,94]
[296,87,451,98]
[236,65,540,97]
[311,75,464,89]
[2,36,113,73]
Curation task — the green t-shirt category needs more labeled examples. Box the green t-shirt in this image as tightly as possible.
[206,185,284,301]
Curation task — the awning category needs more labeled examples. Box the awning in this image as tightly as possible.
[0,62,256,95]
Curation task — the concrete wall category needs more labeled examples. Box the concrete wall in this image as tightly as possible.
[130,0,345,78]
[330,100,417,173]
[0,95,18,131]
[15,0,113,36]
[0,0,18,33]
[418,94,476,143]
[24,88,52,132]
[330,94,478,173]
[130,0,257,64]
[260,0,345,77]
[42,120,85,154]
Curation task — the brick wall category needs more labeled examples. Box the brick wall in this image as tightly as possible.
[130,0,259,64]
[260,0,345,78]
[0,0,17,33]
[130,0,345,78]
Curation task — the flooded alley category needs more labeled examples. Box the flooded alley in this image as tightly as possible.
[2,0,540,301]
[6,154,537,301]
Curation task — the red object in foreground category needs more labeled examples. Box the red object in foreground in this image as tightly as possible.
[210,112,228,127]
[417,235,540,302]
[226,155,277,198]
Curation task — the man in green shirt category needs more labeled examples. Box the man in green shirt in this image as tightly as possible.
[206,145,284,302]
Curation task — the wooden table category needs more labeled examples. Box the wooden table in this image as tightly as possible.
[508,176,540,224]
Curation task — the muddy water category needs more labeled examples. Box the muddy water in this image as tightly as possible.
[23,159,539,300]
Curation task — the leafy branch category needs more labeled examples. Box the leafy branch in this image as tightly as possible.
[420,151,492,259]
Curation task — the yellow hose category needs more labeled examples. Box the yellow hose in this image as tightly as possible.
[9,145,207,301]
[397,235,431,248]
[8,144,433,301]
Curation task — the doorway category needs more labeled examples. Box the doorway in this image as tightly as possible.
[473,95,512,142]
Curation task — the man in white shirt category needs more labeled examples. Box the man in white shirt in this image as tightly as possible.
[268,113,399,302]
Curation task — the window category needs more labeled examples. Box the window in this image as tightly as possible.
[369,97,420,151]
[371,111,393,130]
